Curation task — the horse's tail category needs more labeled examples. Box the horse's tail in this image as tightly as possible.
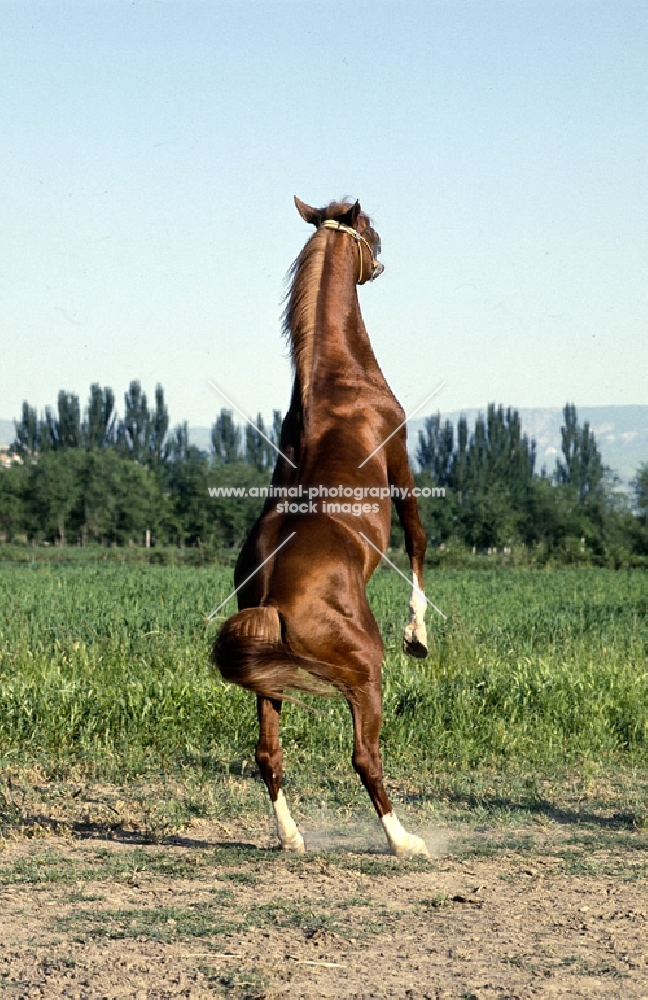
[211,606,335,701]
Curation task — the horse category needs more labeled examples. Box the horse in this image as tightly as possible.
[212,197,430,857]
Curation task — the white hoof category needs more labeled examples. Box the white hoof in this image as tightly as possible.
[273,790,305,853]
[282,828,306,853]
[382,811,429,858]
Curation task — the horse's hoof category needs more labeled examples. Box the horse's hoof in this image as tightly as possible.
[382,812,430,858]
[403,637,428,659]
[391,834,430,859]
[281,830,306,853]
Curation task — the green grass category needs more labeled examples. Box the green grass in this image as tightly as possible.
[0,562,647,784]
[0,846,210,886]
[0,842,434,890]
[55,889,398,944]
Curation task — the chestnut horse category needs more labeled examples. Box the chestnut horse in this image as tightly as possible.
[213,197,429,857]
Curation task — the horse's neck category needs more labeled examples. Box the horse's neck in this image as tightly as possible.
[284,232,393,467]
[310,243,385,390]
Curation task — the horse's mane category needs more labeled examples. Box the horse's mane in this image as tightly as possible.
[282,200,357,410]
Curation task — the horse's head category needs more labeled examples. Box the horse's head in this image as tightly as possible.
[294,196,384,283]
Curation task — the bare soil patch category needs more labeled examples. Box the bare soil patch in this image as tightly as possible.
[1,774,647,1000]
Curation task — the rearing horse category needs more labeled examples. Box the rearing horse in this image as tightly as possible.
[213,197,429,857]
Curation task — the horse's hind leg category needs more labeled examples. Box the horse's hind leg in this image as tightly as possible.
[349,680,429,858]
[255,695,305,853]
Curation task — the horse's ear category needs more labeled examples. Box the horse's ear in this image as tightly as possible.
[294,196,322,227]
[339,200,361,227]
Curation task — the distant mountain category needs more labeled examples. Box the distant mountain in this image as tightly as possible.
[188,426,213,453]
[3,406,646,484]
[0,420,14,447]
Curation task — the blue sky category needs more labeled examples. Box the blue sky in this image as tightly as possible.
[2,1,647,433]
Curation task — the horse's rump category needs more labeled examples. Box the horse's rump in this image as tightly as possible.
[211,605,337,700]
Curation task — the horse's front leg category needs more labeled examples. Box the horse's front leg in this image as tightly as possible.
[394,494,429,658]
[255,695,305,852]
[387,434,429,658]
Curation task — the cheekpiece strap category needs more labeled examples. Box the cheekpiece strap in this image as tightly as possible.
[320,219,372,282]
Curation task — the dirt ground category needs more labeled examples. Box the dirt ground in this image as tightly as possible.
[1,796,647,1000]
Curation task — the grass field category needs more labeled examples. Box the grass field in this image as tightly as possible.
[1,559,647,996]
[1,560,647,782]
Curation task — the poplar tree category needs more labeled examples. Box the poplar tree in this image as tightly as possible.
[149,384,169,465]
[13,403,39,458]
[417,413,454,486]
[556,403,604,502]
[119,380,151,463]
[84,384,116,449]
[245,413,275,470]
[211,409,242,464]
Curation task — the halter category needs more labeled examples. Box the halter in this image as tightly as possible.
[321,219,384,282]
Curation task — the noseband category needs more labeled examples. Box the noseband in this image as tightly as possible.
[321,220,384,282]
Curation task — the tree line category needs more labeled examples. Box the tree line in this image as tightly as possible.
[415,402,648,564]
[1,382,647,563]
[3,381,276,549]
[12,381,281,470]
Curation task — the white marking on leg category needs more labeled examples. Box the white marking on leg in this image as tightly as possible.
[382,811,429,858]
[404,572,428,651]
[273,790,305,853]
